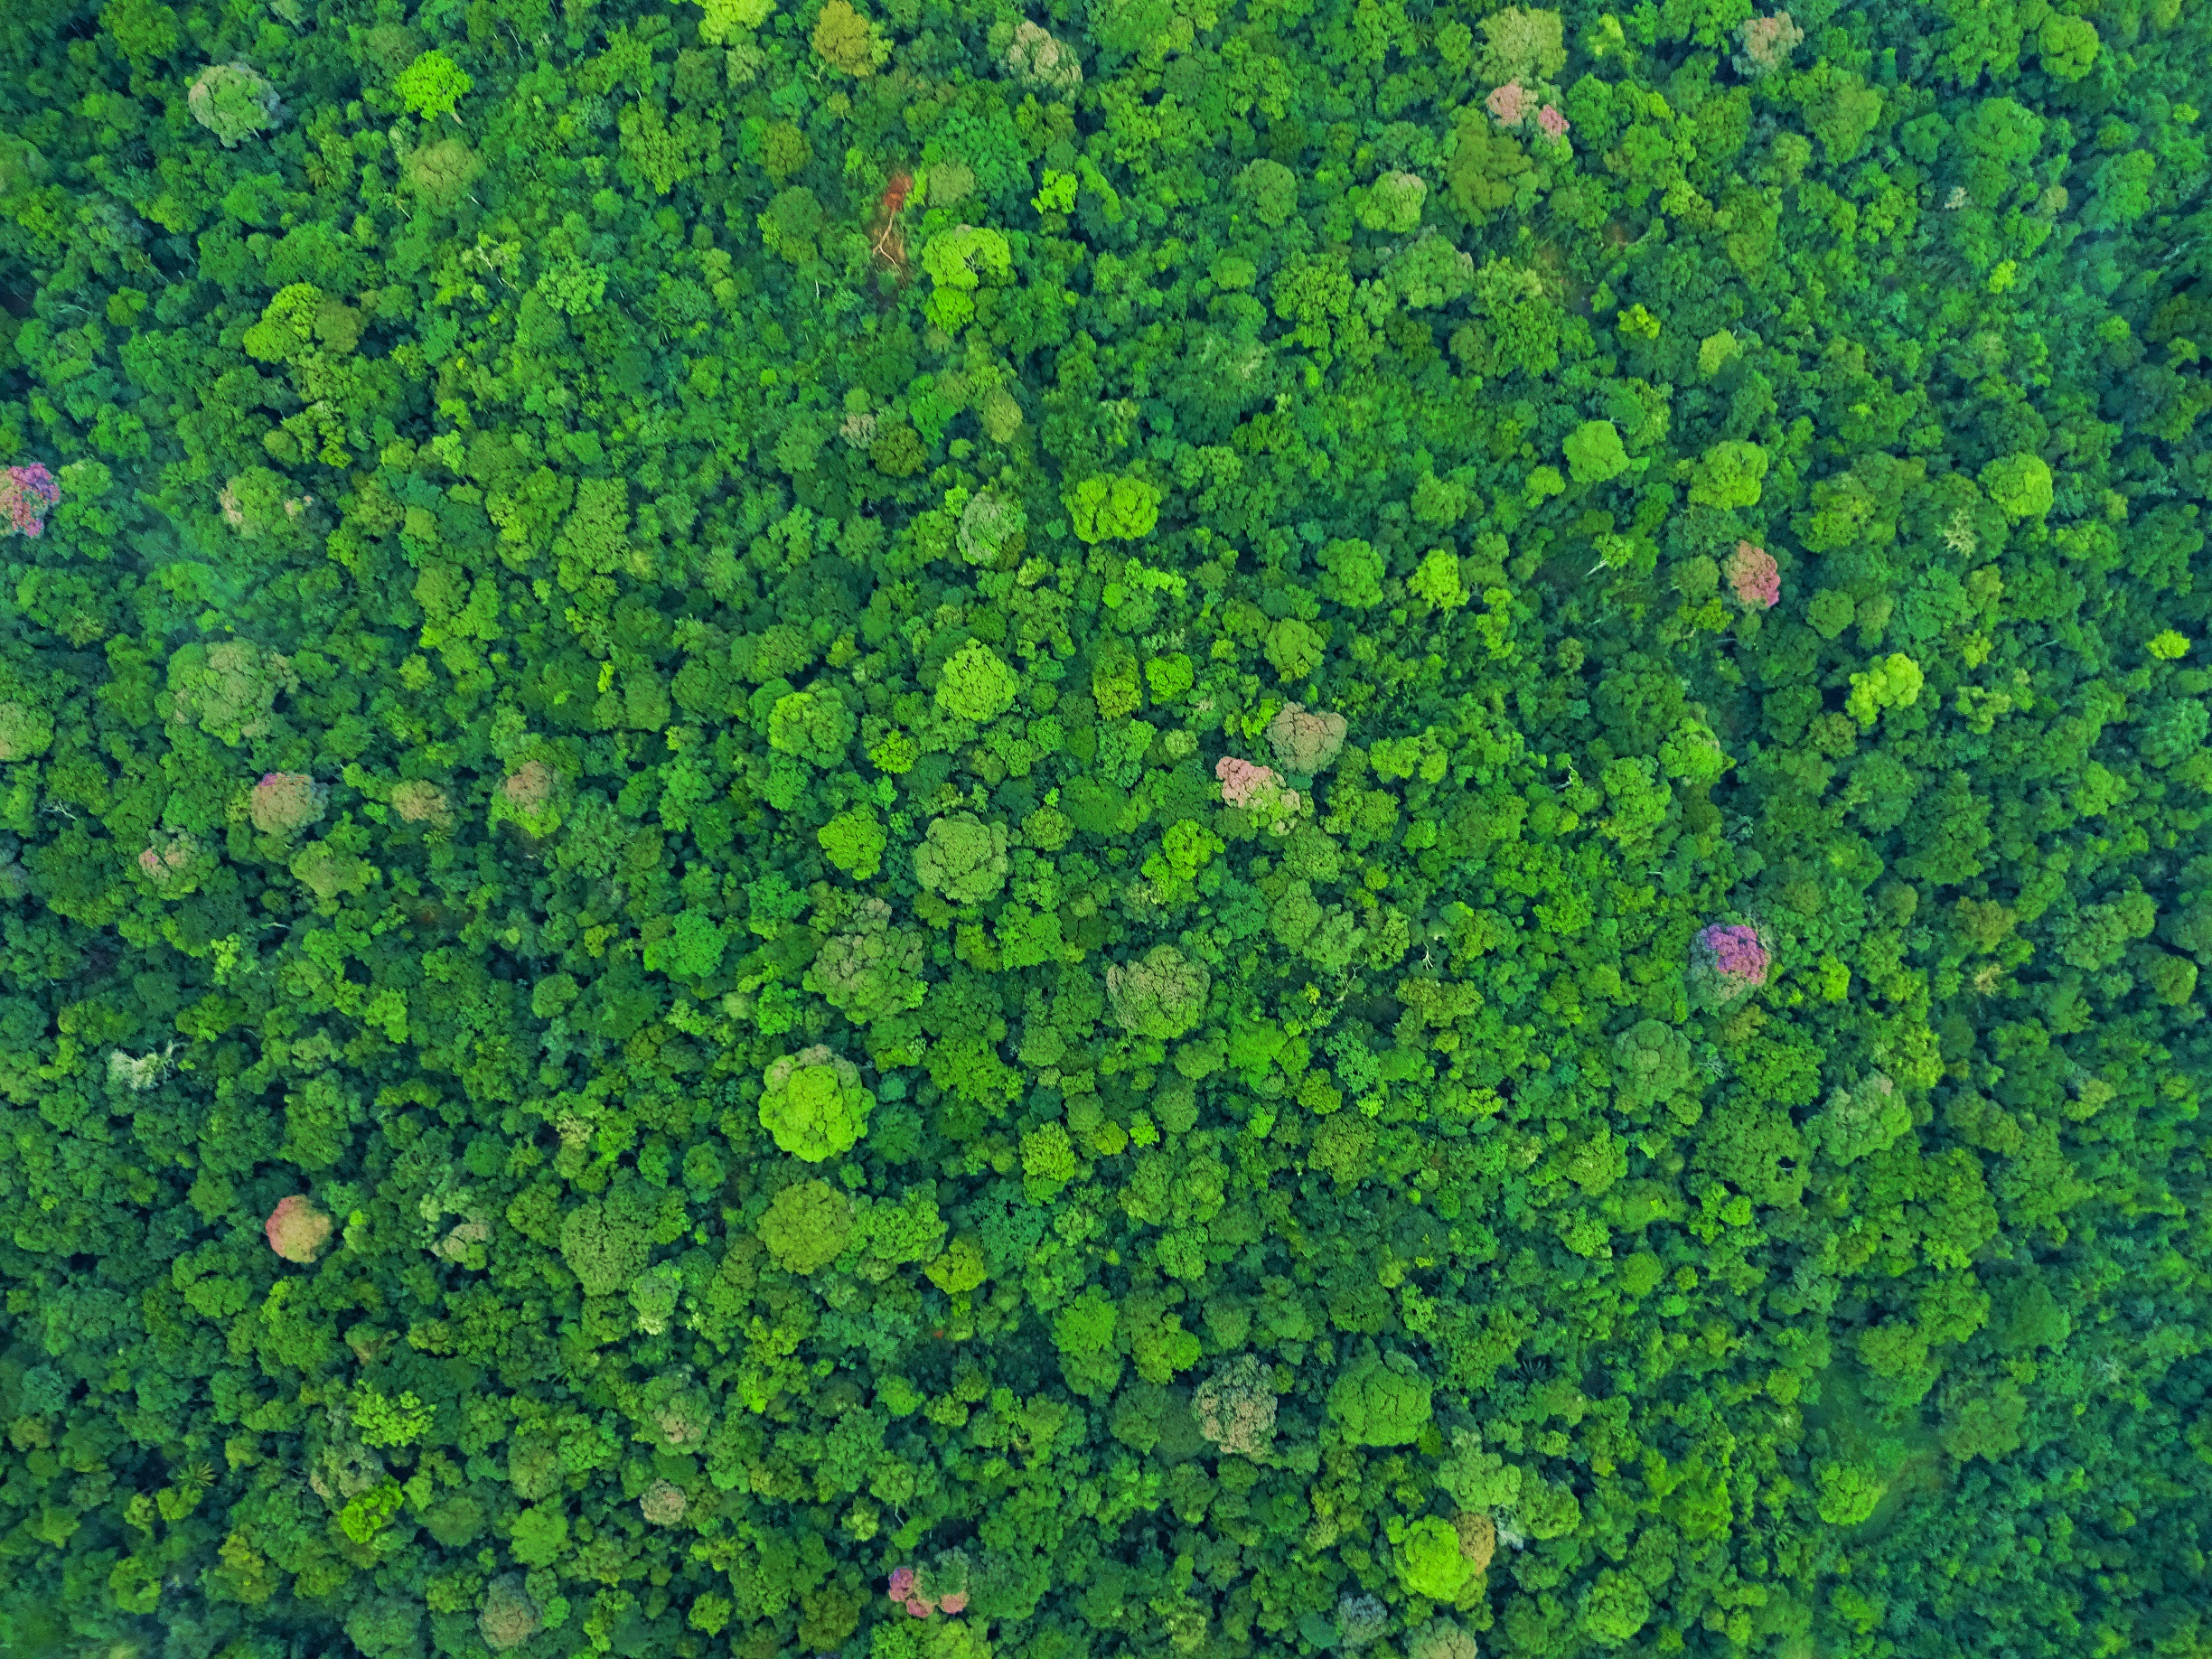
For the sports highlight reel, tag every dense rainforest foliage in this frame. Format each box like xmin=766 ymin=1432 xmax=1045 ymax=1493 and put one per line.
xmin=2 ymin=0 xmax=2211 ymax=1655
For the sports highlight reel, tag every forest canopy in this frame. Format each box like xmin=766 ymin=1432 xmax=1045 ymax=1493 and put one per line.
xmin=0 ymin=1 xmax=2209 ymax=1659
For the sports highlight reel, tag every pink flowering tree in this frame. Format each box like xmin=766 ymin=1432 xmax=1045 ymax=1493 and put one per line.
xmin=1738 ymin=11 xmax=1805 ymax=74
xmin=136 ymin=832 xmax=213 ymax=895
xmin=504 ymin=761 xmax=554 ymax=813
xmin=1264 ymin=703 xmax=1347 ymax=776
xmin=491 ymin=758 xmax=563 ymax=838
xmin=1695 ymin=923 xmax=1771 ymax=1005
xmin=0 ymin=464 xmax=60 ymax=538
xmin=1215 ymin=755 xmax=1301 ymax=827
xmin=887 ymin=1568 xmax=926 ymax=1617
xmin=266 ymin=1195 xmax=334 ymax=1263
xmin=1535 ymin=104 xmax=1570 ymax=139
xmin=1724 ymin=541 xmax=1781 ymax=611
xmin=1221 ymin=756 xmax=1300 ymax=836
xmin=249 ymin=772 xmax=326 ymax=836
xmin=390 ymin=779 xmax=454 ymax=830
xmin=888 ymin=1551 xmax=972 ymax=1618
xmin=1485 ymin=81 xmax=1529 ymax=127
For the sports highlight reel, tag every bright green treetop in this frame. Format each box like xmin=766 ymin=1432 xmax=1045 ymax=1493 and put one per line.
xmin=1066 ymin=473 xmax=1162 ymax=543
xmin=1565 ymin=419 xmax=1630 ymax=485
xmin=757 ymin=1178 xmax=855 ymax=1273
xmin=1398 ymin=1516 xmax=1475 ymax=1599
xmin=758 ymin=1047 xmax=876 ymax=1162
xmin=1326 ymin=1351 xmax=1433 ymax=1446
xmin=915 ymin=812 xmax=1011 ymax=904
xmin=935 ymin=640 xmax=1019 ymax=723
xmin=1980 ymin=452 xmax=2055 ymax=520
xmin=396 ymin=49 xmax=473 ymax=120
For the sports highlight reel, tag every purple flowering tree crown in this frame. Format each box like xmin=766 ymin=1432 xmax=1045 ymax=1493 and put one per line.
xmin=1 ymin=464 xmax=61 ymax=539
xmin=1699 ymin=923 xmax=1770 ymax=998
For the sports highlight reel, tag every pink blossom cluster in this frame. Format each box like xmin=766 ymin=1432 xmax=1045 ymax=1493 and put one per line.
xmin=1740 ymin=11 xmax=1806 ymax=71
xmin=0 ymin=464 xmax=60 ymax=538
xmin=1724 ymin=541 xmax=1781 ymax=611
xmin=265 ymin=1195 xmax=333 ymax=1264
xmin=137 ymin=833 xmax=201 ymax=885
xmin=1216 ymin=755 xmax=1300 ymax=819
xmin=1485 ymin=83 xmax=1569 ymax=138
xmin=249 ymin=771 xmax=325 ymax=835
xmin=886 ymin=1567 xmax=968 ymax=1620
xmin=503 ymin=760 xmax=555 ymax=812
xmin=1216 ymin=755 xmax=1280 ymax=807
xmin=1701 ymin=923 xmax=1770 ymax=990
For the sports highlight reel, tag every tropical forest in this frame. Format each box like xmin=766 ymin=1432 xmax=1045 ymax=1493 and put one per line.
xmin=0 ymin=0 xmax=2207 ymax=1656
